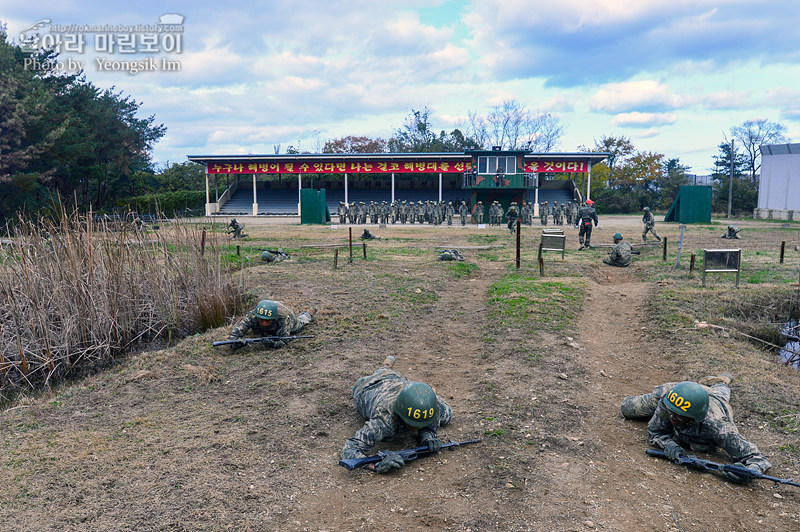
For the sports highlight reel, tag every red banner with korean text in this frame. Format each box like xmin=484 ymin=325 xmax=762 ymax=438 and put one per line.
xmin=207 ymin=160 xmax=469 ymax=174
xmin=524 ymin=161 xmax=589 ymax=173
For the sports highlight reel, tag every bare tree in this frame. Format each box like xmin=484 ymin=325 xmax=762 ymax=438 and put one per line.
xmin=730 ymin=119 xmax=789 ymax=181
xmin=462 ymin=99 xmax=565 ymax=152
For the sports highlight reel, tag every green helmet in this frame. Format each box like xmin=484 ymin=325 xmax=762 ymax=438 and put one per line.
xmin=643 ymin=207 xmax=650 ymax=211
xmin=261 ymin=251 xmax=275 ymax=263
xmin=393 ymin=382 xmax=439 ymax=428
xmin=254 ymin=300 xmax=278 ymax=319
xmin=663 ymin=381 xmax=709 ymax=422
xmin=613 ymin=232 xmax=623 ymax=240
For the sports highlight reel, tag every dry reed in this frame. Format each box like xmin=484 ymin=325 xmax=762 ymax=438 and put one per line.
xmin=0 ymin=207 xmax=246 ymax=401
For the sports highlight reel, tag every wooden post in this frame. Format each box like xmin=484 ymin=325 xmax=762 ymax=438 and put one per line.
xmin=334 ymin=248 xmax=338 ymax=269
xmin=689 ymin=254 xmax=696 ymax=272
xmin=516 ymin=219 xmax=521 ymax=269
xmin=236 ymin=245 xmax=240 ymax=256
xmin=201 ymin=228 xmax=206 ymax=256
xmin=349 ymin=227 xmax=353 ymax=264
xmin=662 ymin=237 xmax=667 ymax=261
xmin=780 ymin=241 xmax=786 ymax=264
xmin=362 ymin=242 xmax=367 ymax=259
xmin=538 ymin=242 xmax=544 ymax=276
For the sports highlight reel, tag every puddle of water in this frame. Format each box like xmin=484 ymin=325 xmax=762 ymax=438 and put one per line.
xmin=779 ymin=319 xmax=800 ymax=368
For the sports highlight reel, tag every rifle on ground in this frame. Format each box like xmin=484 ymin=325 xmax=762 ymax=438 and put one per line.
xmin=212 ymin=335 xmax=313 ymax=347
xmin=646 ymin=449 xmax=800 ymax=487
xmin=339 ymin=438 xmax=481 ymax=471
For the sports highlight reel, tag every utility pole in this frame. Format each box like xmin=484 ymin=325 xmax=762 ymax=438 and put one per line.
xmin=727 ymin=139 xmax=734 ymax=219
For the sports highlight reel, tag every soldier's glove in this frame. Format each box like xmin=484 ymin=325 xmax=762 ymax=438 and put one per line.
xmin=261 ymin=338 xmax=286 ymax=348
xmin=723 ymin=462 xmax=756 ymax=485
xmin=420 ymin=433 xmax=442 ymax=454
xmin=374 ymin=451 xmax=405 ymax=474
xmin=229 ymin=339 xmax=247 ymax=351
xmin=663 ymin=442 xmax=686 ymax=462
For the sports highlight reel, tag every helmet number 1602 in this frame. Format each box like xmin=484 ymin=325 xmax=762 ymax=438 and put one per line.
xmin=668 ymin=391 xmax=692 ymax=412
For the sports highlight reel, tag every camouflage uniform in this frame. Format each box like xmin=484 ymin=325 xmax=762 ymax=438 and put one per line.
xmin=227 ymin=219 xmax=244 ymax=239
xmin=458 ymin=202 xmax=468 ymax=225
xmin=506 ymin=204 xmax=519 ymax=233
xmin=341 ymin=367 xmax=453 ymax=460
xmin=476 ymin=202 xmax=485 ymax=224
xmin=642 ymin=210 xmax=661 ymax=241
xmin=576 ymin=204 xmax=598 ymax=248
xmin=603 ymin=240 xmax=633 ymax=267
xmin=227 ymin=301 xmax=313 ymax=346
xmin=540 ymin=203 xmax=548 ymax=225
xmin=620 ymin=381 xmax=771 ymax=474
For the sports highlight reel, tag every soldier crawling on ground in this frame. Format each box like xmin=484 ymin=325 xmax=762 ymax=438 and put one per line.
xmin=621 ymin=373 xmax=772 ymax=484
xmin=721 ymin=225 xmax=742 ymax=239
xmin=227 ymin=299 xmax=314 ymax=350
xmin=341 ymin=355 xmax=453 ymax=473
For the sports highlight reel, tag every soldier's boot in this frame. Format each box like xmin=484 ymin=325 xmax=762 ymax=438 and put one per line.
xmin=698 ymin=372 xmax=733 ymax=386
xmin=383 ymin=355 xmax=396 ymax=368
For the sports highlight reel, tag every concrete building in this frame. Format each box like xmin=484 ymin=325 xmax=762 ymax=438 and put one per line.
xmin=755 ymin=143 xmax=800 ymax=220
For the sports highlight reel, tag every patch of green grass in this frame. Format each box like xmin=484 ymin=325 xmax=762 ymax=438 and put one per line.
xmin=477 ymin=251 xmax=501 ymax=261
xmin=483 ymin=428 xmax=506 ymax=437
xmin=468 ymin=234 xmax=500 ymax=244
xmin=447 ymin=262 xmax=480 ymax=278
xmin=488 ymin=273 xmax=584 ymax=330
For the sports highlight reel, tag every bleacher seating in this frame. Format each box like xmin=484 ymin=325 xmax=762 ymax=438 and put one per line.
xmin=216 ymin=188 xmax=474 ymax=215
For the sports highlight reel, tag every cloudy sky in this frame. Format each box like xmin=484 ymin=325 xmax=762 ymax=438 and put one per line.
xmin=3 ymin=0 xmax=798 ymax=174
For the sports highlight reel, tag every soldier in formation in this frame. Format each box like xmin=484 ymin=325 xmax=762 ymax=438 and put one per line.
xmin=576 ymin=200 xmax=598 ymax=249
xmin=565 ymin=201 xmax=574 ymax=226
xmin=641 ymin=207 xmax=661 ymax=242
xmin=540 ymin=202 xmax=548 ymax=225
xmin=227 ymin=299 xmax=314 ymax=350
xmin=458 ymin=201 xmax=469 ymax=226
xmin=621 ymin=374 xmax=772 ymax=484
xmin=341 ymin=356 xmax=453 ymax=473
xmin=603 ymin=232 xmax=633 ymax=267
xmin=473 ymin=201 xmax=485 ymax=224
xmin=506 ymin=202 xmax=519 ymax=234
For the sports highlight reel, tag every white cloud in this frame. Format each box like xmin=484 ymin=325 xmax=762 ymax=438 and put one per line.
xmin=611 ymin=112 xmax=677 ymax=127
xmin=591 ymin=80 xmax=691 ymax=113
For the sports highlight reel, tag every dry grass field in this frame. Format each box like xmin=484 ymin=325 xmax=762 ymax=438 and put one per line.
xmin=1 ymin=215 xmax=798 ymax=531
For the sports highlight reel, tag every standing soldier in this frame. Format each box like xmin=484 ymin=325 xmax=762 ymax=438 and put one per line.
xmin=495 ymin=202 xmax=504 ymax=227
xmin=506 ymin=202 xmax=519 ymax=234
xmin=446 ymin=201 xmax=455 ymax=225
xmin=474 ymin=201 xmax=485 ymax=224
xmin=641 ymin=207 xmax=661 ymax=242
xmin=458 ymin=201 xmax=469 ymax=226
xmin=341 ymin=356 xmax=453 ymax=474
xmin=488 ymin=202 xmax=497 ymax=226
xmin=565 ymin=201 xmax=573 ymax=226
xmin=559 ymin=203 xmax=567 ymax=226
xmin=576 ymin=200 xmax=598 ymax=249
xmin=540 ymin=202 xmax=548 ymax=225
xmin=338 ymin=202 xmax=347 ymax=224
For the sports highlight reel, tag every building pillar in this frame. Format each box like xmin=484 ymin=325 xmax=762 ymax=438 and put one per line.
xmin=438 ymin=173 xmax=442 ymax=202
xmin=586 ymin=163 xmax=592 ymax=201
xmin=297 ymin=174 xmax=302 ymax=217
xmin=252 ymin=174 xmax=258 ymax=215
xmin=345 ymin=173 xmax=349 ymax=205
xmin=391 ymin=173 xmax=395 ymax=203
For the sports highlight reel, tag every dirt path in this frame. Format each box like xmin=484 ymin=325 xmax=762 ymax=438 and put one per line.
xmin=573 ymin=267 xmax=795 ymax=532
